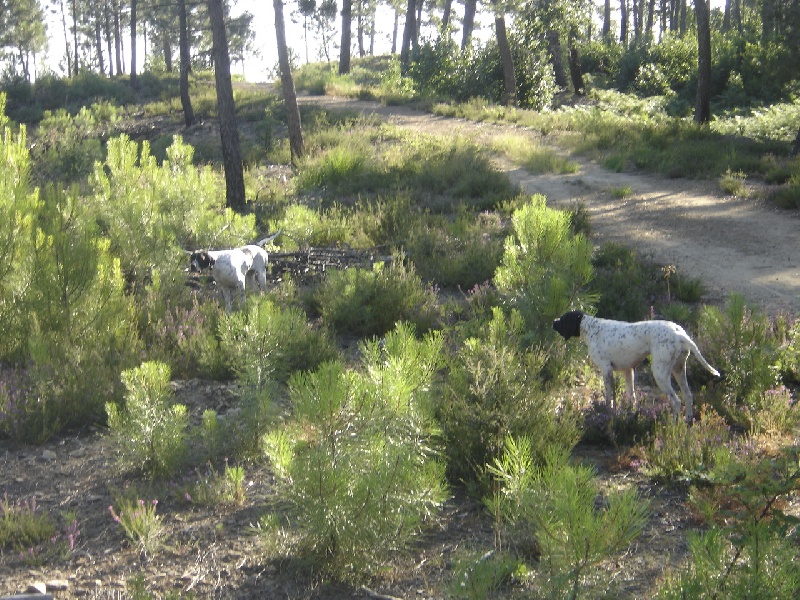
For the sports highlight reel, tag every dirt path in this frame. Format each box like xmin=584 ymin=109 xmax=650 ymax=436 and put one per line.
xmin=299 ymin=95 xmax=800 ymax=315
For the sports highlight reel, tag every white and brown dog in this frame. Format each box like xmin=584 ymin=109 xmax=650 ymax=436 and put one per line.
xmin=188 ymin=232 xmax=280 ymax=312
xmin=553 ymin=310 xmax=719 ymax=422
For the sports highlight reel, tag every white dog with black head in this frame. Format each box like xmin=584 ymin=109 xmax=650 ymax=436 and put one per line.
xmin=553 ymin=310 xmax=720 ymax=422
xmin=188 ymin=232 xmax=281 ymax=312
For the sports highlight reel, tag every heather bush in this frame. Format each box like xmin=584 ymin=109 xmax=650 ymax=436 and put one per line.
xmin=106 ymin=361 xmax=189 ymax=478
xmin=264 ymin=324 xmax=447 ymax=580
xmin=642 ymin=408 xmax=731 ymax=482
xmin=314 ymin=259 xmax=439 ymax=338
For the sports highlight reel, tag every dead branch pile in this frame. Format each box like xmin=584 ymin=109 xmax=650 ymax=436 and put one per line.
xmin=269 ymin=247 xmax=394 ymax=282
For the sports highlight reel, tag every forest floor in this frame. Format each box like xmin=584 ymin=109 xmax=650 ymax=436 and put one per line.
xmin=0 ymin=94 xmax=798 ymax=599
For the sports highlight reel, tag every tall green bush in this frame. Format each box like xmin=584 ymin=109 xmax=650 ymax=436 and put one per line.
xmin=439 ymin=307 xmax=582 ymax=491
xmin=264 ymin=324 xmax=447 ymax=580
xmin=106 ymin=361 xmax=189 ymax=478
xmin=494 ymin=196 xmax=594 ymax=342
xmin=219 ymin=296 xmax=337 ymax=386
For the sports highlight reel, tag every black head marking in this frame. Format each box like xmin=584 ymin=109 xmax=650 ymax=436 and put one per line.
xmin=189 ymin=251 xmax=215 ymax=272
xmin=552 ymin=310 xmax=584 ymax=340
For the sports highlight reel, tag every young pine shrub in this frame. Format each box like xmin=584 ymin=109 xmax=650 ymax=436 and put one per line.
xmin=106 ymin=361 xmax=189 ymax=479
xmin=696 ymin=294 xmax=781 ymax=429
xmin=439 ymin=307 xmax=583 ymax=493
xmin=23 ymin=185 xmax=140 ymax=441
xmin=657 ymin=448 xmax=800 ymax=599
xmin=219 ymin=296 xmax=337 ymax=386
xmin=486 ymin=439 xmax=650 ymax=600
xmin=315 ymin=259 xmax=439 ymax=338
xmin=263 ymin=324 xmax=447 ymax=581
xmin=494 ymin=196 xmax=594 ymax=343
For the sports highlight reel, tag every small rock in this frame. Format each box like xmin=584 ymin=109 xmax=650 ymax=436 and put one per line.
xmin=26 ymin=581 xmax=47 ymax=594
xmin=41 ymin=449 xmax=57 ymax=461
xmin=45 ymin=580 xmax=68 ymax=591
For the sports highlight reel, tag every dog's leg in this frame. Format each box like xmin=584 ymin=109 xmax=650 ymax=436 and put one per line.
xmin=221 ymin=288 xmax=233 ymax=313
xmin=602 ymin=368 xmax=616 ymax=409
xmin=622 ymin=368 xmax=637 ymax=409
xmin=652 ymin=363 xmax=682 ymax=421
xmin=673 ymin=357 xmax=694 ymax=423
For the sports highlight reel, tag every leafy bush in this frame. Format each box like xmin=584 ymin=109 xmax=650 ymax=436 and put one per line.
xmin=487 ymin=440 xmax=650 ymax=600
xmin=264 ymin=324 xmax=447 ymax=580
xmin=438 ymin=308 xmax=582 ymax=491
xmin=219 ymin=297 xmax=337 ymax=386
xmin=106 ymin=361 xmax=189 ymax=478
xmin=314 ymin=259 xmax=439 ymax=338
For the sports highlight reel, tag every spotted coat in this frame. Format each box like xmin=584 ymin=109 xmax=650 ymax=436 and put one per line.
xmin=552 ymin=310 xmax=720 ymax=422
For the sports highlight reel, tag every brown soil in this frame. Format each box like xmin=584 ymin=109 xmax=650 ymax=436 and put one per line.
xmin=1 ymin=96 xmax=798 ymax=599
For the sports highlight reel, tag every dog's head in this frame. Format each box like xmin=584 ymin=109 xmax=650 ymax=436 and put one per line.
xmin=553 ymin=310 xmax=584 ymax=340
xmin=189 ymin=250 xmax=215 ymax=273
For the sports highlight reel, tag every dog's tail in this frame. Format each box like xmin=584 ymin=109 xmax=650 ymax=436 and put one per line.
xmin=255 ymin=231 xmax=282 ymax=246
xmin=687 ymin=338 xmax=720 ymax=377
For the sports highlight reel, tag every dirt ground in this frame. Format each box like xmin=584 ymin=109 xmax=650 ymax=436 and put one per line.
xmin=1 ymin=96 xmax=798 ymax=599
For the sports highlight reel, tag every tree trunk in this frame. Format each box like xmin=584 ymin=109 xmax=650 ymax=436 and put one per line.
xmin=178 ymin=0 xmax=194 ymax=126
xmin=130 ymin=0 xmax=138 ymax=85
xmin=339 ymin=0 xmax=352 ymax=74
xmin=71 ymin=0 xmax=79 ymax=75
xmin=645 ymin=0 xmax=656 ymax=41
xmin=400 ymin=0 xmax=415 ymax=73
xmin=493 ymin=3 xmax=516 ymax=106
xmin=274 ymin=0 xmax=305 ymax=163
xmin=462 ymin=0 xmax=477 ymax=49
xmin=547 ymin=30 xmax=569 ymax=88
xmin=568 ymin=30 xmax=585 ymax=95
xmin=790 ymin=126 xmax=800 ymax=157
xmin=114 ymin=0 xmax=123 ymax=74
xmin=602 ymin=0 xmax=612 ymax=41
xmin=105 ymin=0 xmax=114 ymax=76
xmin=94 ymin=3 xmax=105 ymax=75
xmin=442 ymin=0 xmax=453 ymax=32
xmin=694 ymin=0 xmax=712 ymax=124
xmin=209 ymin=0 xmax=246 ymax=211
xmin=619 ymin=0 xmax=628 ymax=45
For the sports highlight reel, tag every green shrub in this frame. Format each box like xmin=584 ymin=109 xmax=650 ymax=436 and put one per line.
xmin=439 ymin=308 xmax=582 ymax=491
xmin=590 ymin=243 xmax=656 ymax=321
xmin=697 ymin=295 xmax=780 ymax=428
xmin=494 ymin=196 xmax=594 ymax=342
xmin=106 ymin=361 xmax=189 ymax=478
xmin=314 ymin=259 xmax=439 ymax=338
xmin=487 ymin=440 xmax=650 ymax=600
xmin=657 ymin=448 xmax=800 ymax=599
xmin=406 ymin=210 xmax=505 ymax=289
xmin=264 ymin=324 xmax=447 ymax=580
xmin=642 ymin=408 xmax=731 ymax=482
xmin=219 ymin=297 xmax=337 ymax=386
